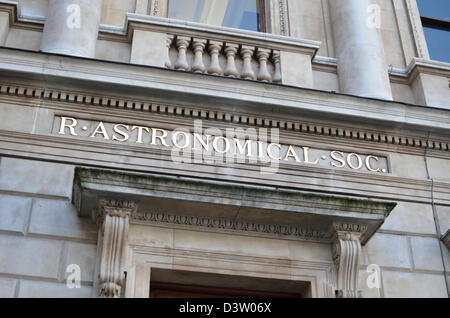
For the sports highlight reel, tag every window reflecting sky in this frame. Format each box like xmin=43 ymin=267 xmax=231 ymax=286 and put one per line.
xmin=416 ymin=0 xmax=450 ymax=21
xmin=423 ymin=26 xmax=450 ymax=63
xmin=168 ymin=0 xmax=260 ymax=32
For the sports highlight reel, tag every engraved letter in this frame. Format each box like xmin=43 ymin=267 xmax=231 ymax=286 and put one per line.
xmin=213 ymin=136 xmax=230 ymax=154
xmin=59 ymin=117 xmax=78 ymax=136
xmin=303 ymin=147 xmax=318 ymax=165
xmin=365 ymin=155 xmax=381 ymax=172
xmin=347 ymin=153 xmax=363 ymax=170
xmin=132 ymin=126 xmax=150 ymax=144
xmin=151 ymin=128 xmax=170 ymax=147
xmin=192 ymin=133 xmax=210 ymax=151
xmin=233 ymin=138 xmax=253 ymax=157
xmin=90 ymin=122 xmax=110 ymax=140
xmin=284 ymin=145 xmax=301 ymax=162
xmin=331 ymin=151 xmax=345 ymax=168
xmin=267 ymin=143 xmax=282 ymax=160
xmin=112 ymin=124 xmax=129 ymax=142
xmin=172 ymin=131 xmax=190 ymax=149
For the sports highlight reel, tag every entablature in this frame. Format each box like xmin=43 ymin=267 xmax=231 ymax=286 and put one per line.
xmin=74 ymin=167 xmax=396 ymax=245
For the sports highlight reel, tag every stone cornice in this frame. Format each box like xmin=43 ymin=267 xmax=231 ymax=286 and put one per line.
xmin=74 ymin=167 xmax=396 ymax=245
xmin=312 ymin=56 xmax=450 ymax=85
xmin=0 ymin=78 xmax=449 ymax=154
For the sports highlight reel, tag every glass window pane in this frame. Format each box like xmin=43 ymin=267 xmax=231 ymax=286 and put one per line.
xmin=168 ymin=0 xmax=262 ymax=32
xmin=416 ymin=0 xmax=450 ymax=22
xmin=423 ymin=26 xmax=450 ymax=63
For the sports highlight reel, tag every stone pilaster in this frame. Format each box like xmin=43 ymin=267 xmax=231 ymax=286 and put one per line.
xmin=40 ymin=0 xmax=102 ymax=58
xmin=331 ymin=222 xmax=368 ymax=298
xmin=329 ymin=0 xmax=393 ymax=100
xmin=96 ymin=199 xmax=137 ymax=298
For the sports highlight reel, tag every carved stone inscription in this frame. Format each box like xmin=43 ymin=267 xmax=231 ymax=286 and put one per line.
xmin=54 ymin=116 xmax=390 ymax=173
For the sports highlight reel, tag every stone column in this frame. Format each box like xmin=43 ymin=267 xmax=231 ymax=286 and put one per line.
xmin=331 ymin=222 xmax=368 ymax=298
xmin=40 ymin=0 xmax=102 ymax=58
xmin=329 ymin=0 xmax=393 ymax=100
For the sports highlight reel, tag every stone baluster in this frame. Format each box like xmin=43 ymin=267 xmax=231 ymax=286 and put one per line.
xmin=40 ymin=0 xmax=102 ymax=58
xmin=224 ymin=43 xmax=239 ymax=77
xmin=207 ymin=41 xmax=223 ymax=75
xmin=256 ymin=48 xmax=272 ymax=82
xmin=332 ymin=222 xmax=367 ymax=298
xmin=164 ymin=35 xmax=174 ymax=68
xmin=97 ymin=199 xmax=138 ymax=298
xmin=240 ymin=45 xmax=255 ymax=80
xmin=174 ymin=36 xmax=191 ymax=71
xmin=272 ymin=51 xmax=282 ymax=83
xmin=192 ymin=38 xmax=207 ymax=73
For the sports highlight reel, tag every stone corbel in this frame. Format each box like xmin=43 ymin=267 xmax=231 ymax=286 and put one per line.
xmin=96 ymin=199 xmax=138 ymax=298
xmin=331 ymin=222 xmax=368 ymax=298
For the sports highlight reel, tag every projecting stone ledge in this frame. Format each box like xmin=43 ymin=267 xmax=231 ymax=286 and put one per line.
xmin=73 ymin=167 xmax=396 ymax=244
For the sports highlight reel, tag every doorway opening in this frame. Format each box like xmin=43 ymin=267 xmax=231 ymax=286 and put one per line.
xmin=149 ymin=268 xmax=311 ymax=298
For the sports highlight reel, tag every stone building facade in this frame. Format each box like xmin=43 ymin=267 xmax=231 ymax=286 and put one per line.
xmin=0 ymin=0 xmax=449 ymax=298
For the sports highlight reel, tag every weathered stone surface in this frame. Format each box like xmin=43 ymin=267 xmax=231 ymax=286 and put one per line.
xmin=0 ymin=194 xmax=32 ymax=234
xmin=436 ymin=206 xmax=450 ymax=236
xmin=173 ymin=229 xmax=290 ymax=259
xmin=130 ymin=30 xmax=167 ymax=67
xmin=29 ymin=198 xmax=97 ymax=242
xmin=0 ymin=158 xmax=74 ymax=199
xmin=5 ymin=29 xmax=42 ymax=51
xmin=280 ymin=51 xmax=314 ymax=88
xmin=358 ymin=268 xmax=382 ymax=298
xmin=427 ymin=157 xmax=450 ymax=182
xmin=382 ymin=271 xmax=448 ymax=298
xmin=95 ymin=40 xmax=131 ymax=63
xmin=129 ymin=224 xmax=174 ymax=248
xmin=0 ymin=278 xmax=17 ymax=298
xmin=410 ymin=237 xmax=445 ymax=272
xmin=365 ymin=233 xmax=411 ymax=269
xmin=380 ymin=202 xmax=436 ymax=235
xmin=18 ymin=280 xmax=92 ymax=298
xmin=0 ymin=234 xmax=62 ymax=279
xmin=62 ymin=242 xmax=97 ymax=283
xmin=0 ymin=11 xmax=9 ymax=45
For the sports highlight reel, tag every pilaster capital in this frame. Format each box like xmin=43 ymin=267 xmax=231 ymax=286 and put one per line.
xmin=98 ymin=198 xmax=138 ymax=220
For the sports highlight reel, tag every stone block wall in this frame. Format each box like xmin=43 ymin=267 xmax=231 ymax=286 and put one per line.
xmin=0 ymin=157 xmax=97 ymax=298
xmin=358 ymin=201 xmax=449 ymax=298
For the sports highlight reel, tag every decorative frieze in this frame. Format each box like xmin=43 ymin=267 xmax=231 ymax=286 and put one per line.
xmin=132 ymin=210 xmax=326 ymax=241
